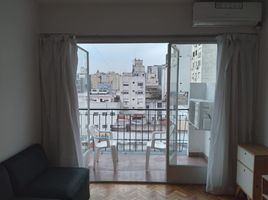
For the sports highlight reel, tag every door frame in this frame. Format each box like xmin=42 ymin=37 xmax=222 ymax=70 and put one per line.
xmin=76 ymin=36 xmax=217 ymax=183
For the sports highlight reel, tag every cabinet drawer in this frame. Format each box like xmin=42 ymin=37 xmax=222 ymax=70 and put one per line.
xmin=237 ymin=146 xmax=255 ymax=171
xmin=237 ymin=161 xmax=253 ymax=198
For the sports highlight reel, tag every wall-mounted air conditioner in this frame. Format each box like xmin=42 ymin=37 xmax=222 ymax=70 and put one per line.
xmin=193 ymin=2 xmax=262 ymax=27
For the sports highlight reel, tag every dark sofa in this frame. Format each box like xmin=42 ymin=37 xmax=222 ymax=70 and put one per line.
xmin=1 ymin=144 xmax=89 ymax=200
xmin=0 ymin=163 xmax=59 ymax=200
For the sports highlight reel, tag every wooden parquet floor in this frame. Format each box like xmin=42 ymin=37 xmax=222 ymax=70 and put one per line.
xmin=89 ymin=152 xmax=207 ymax=182
xmin=90 ymin=184 xmax=235 ymax=200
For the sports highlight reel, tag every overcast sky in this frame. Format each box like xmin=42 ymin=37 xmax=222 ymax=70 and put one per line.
xmin=78 ymin=43 xmax=168 ymax=74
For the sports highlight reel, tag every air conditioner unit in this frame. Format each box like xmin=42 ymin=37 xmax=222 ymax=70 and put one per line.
xmin=193 ymin=2 xmax=262 ymax=27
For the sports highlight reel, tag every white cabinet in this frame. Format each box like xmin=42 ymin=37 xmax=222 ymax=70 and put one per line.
xmin=237 ymin=144 xmax=268 ymax=200
xmin=237 ymin=145 xmax=255 ymax=171
xmin=237 ymin=161 xmax=254 ymax=198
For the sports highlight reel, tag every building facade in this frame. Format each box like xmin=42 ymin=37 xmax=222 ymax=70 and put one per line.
xmin=120 ymin=59 xmax=146 ymax=109
xmin=146 ymin=66 xmax=162 ymax=100
xmin=191 ymin=44 xmax=217 ymax=83
xmin=90 ymin=71 xmax=121 ymax=92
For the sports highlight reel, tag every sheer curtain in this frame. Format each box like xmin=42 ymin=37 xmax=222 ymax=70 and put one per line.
xmin=206 ymin=34 xmax=258 ymax=194
xmin=39 ymin=35 xmax=83 ymax=167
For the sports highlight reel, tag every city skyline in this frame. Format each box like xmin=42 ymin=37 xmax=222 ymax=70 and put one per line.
xmin=78 ymin=43 xmax=168 ymax=74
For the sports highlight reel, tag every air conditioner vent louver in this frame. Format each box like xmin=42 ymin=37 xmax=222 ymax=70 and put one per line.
xmin=193 ymin=2 xmax=262 ymax=27
xmin=215 ymin=2 xmax=243 ymax=9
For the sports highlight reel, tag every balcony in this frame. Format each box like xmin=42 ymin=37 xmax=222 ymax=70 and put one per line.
xmin=79 ymin=108 xmax=207 ymax=182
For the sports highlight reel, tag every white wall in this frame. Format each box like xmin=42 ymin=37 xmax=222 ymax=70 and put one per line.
xmin=188 ymin=125 xmax=210 ymax=158
xmin=39 ymin=2 xmax=256 ymax=36
xmin=0 ymin=0 xmax=41 ymax=161
xmin=255 ymin=2 xmax=268 ymax=146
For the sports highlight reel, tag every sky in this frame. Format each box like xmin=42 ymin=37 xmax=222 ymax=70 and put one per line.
xmin=77 ymin=43 xmax=196 ymax=93
xmin=77 ymin=43 xmax=168 ymax=74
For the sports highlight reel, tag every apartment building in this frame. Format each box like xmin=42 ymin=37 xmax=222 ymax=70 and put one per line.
xmin=146 ymin=65 xmax=162 ymax=100
xmin=90 ymin=71 xmax=121 ymax=91
xmin=120 ymin=59 xmax=146 ymax=109
xmin=191 ymin=44 xmax=217 ymax=83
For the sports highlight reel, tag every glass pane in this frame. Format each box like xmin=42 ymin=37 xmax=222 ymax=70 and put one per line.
xmin=167 ymin=43 xmax=217 ymax=168
xmin=77 ymin=47 xmax=89 ymax=153
xmin=168 ymin=44 xmax=180 ymax=165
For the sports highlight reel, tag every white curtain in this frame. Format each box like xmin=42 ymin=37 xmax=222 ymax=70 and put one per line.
xmin=206 ymin=34 xmax=258 ymax=194
xmin=39 ymin=35 xmax=83 ymax=167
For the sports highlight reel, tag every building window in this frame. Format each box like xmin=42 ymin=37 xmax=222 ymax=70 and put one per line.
xmin=138 ymin=82 xmax=143 ymax=86
xmin=157 ymin=103 xmax=162 ymax=108
xmin=123 ymin=83 xmax=129 ymax=86
xmin=102 ymin=112 xmax=107 ymax=116
xmin=93 ymin=112 xmax=98 ymax=116
xmin=102 ymin=125 xmax=107 ymax=129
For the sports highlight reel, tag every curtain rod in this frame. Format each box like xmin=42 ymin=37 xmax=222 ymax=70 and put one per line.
xmin=39 ymin=32 xmax=259 ymax=43
xmin=40 ymin=33 xmax=76 ymax=39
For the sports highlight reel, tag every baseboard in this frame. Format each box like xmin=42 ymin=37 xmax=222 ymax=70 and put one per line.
xmin=189 ymin=152 xmax=208 ymax=162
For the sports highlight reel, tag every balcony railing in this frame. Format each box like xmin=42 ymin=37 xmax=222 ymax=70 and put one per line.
xmin=79 ymin=108 xmax=188 ymax=153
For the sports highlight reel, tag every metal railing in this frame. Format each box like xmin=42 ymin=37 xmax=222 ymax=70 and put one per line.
xmin=79 ymin=108 xmax=188 ymax=153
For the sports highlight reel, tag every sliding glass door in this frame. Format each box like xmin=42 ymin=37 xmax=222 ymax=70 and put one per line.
xmin=77 ymin=46 xmax=90 ymax=166
xmin=166 ymin=43 xmax=214 ymax=183
xmin=167 ymin=44 xmax=180 ymax=166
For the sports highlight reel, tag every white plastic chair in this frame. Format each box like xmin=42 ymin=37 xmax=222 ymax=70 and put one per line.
xmin=89 ymin=126 xmax=118 ymax=171
xmin=145 ymin=130 xmax=166 ymax=172
xmin=145 ymin=125 xmax=176 ymax=171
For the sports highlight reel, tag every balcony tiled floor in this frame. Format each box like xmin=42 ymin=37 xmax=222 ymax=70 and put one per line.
xmin=88 ymin=151 xmax=207 ymax=182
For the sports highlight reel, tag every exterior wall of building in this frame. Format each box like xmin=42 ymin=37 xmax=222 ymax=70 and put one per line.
xmin=161 ymin=65 xmax=168 ymax=101
xmin=201 ymin=44 xmax=217 ymax=83
xmin=121 ymin=73 xmax=146 ymax=109
xmin=76 ymin=73 xmax=87 ymax=93
xmin=90 ymin=71 xmax=121 ymax=91
xmin=191 ymin=44 xmax=217 ymax=83
xmin=132 ymin=58 xmax=145 ymax=76
xmin=120 ymin=59 xmax=146 ymax=109
xmin=90 ymin=94 xmax=114 ymax=103
xmin=191 ymin=44 xmax=202 ymax=83
xmin=90 ymin=72 xmax=101 ymax=90
xmin=146 ymin=72 xmax=161 ymax=99
xmin=147 ymin=65 xmax=163 ymax=85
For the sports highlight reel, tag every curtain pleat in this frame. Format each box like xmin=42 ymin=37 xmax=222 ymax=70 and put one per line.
xmin=39 ymin=35 xmax=83 ymax=167
xmin=206 ymin=34 xmax=258 ymax=194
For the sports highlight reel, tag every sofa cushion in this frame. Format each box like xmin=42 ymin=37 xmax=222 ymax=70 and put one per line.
xmin=25 ymin=167 xmax=89 ymax=200
xmin=3 ymin=144 xmax=49 ymax=195
xmin=0 ymin=164 xmax=14 ymax=200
